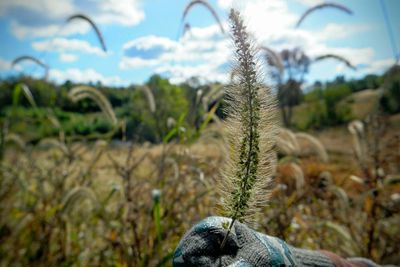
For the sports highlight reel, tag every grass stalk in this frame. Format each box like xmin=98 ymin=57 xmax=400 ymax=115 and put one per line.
xmin=219 ymin=8 xmax=277 ymax=249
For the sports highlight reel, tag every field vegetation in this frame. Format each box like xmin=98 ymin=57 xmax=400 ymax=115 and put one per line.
xmin=1 ymin=1 xmax=400 ymax=266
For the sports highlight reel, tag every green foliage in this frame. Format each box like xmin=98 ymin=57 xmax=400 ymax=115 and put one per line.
xmin=0 ymin=119 xmax=5 ymax=160
xmin=348 ymin=74 xmax=383 ymax=92
xmin=140 ymin=75 xmax=189 ymax=142
xmin=279 ymin=80 xmax=303 ymax=107
xmin=324 ymin=84 xmax=352 ymax=124
xmin=0 ymin=75 xmax=194 ymax=143
xmin=300 ymin=84 xmax=352 ymax=129
xmin=328 ymin=74 xmax=383 ymax=92
xmin=380 ymin=65 xmax=400 ymax=114
xmin=69 ymin=85 xmax=118 ymax=129
xmin=0 ymin=70 xmax=387 ymax=139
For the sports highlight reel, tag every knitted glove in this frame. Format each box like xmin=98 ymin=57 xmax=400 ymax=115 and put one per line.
xmin=173 ymin=216 xmax=397 ymax=267
xmin=173 ymin=216 xmax=334 ymax=267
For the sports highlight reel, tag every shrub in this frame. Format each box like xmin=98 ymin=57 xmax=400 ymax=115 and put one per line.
xmin=303 ymin=84 xmax=352 ymax=129
xmin=380 ymin=65 xmax=400 ymax=114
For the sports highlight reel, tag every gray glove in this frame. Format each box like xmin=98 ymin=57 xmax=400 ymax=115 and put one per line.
xmin=173 ymin=216 xmax=334 ymax=267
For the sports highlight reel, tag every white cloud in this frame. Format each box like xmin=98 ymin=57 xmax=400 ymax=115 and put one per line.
xmin=123 ymin=35 xmax=177 ymax=51
xmin=219 ymin=0 xmax=366 ymax=53
xmin=32 ymin=38 xmax=107 ymax=56
xmin=59 ymin=53 xmax=78 ymax=63
xmin=294 ymin=0 xmax=323 ymax=6
xmin=0 ymin=58 xmax=11 ymax=71
xmin=356 ymin=58 xmax=395 ymax=75
xmin=217 ymin=0 xmax=233 ymax=9
xmin=49 ymin=68 xmax=127 ymax=85
xmin=318 ymin=23 xmax=370 ymax=41
xmin=120 ymin=24 xmax=231 ymax=83
xmin=215 ymin=0 xmax=367 ymax=51
xmin=155 ymin=63 xmax=229 ymax=84
xmin=120 ymin=57 xmax=160 ymax=69
xmin=330 ymin=47 xmax=375 ymax=67
xmin=0 ymin=58 xmax=26 ymax=72
xmin=215 ymin=0 xmax=378 ymax=80
xmin=93 ymin=0 xmax=145 ymax=26
xmin=310 ymin=47 xmax=374 ymax=74
xmin=118 ymin=0 xmax=376 ymax=83
xmin=218 ymin=0 xmax=297 ymax=41
xmin=1 ymin=60 xmax=118 ymax=83
xmin=0 ymin=0 xmax=76 ymax=19
xmin=11 ymin=21 xmax=90 ymax=40
xmin=1 ymin=0 xmax=145 ymax=39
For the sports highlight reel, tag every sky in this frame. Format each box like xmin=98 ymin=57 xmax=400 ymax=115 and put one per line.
xmin=0 ymin=0 xmax=399 ymax=87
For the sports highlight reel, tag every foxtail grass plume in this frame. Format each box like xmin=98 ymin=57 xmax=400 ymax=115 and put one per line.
xmin=14 ymin=83 xmax=38 ymax=109
xmin=139 ymin=86 xmax=156 ymax=113
xmin=12 ymin=56 xmax=49 ymax=80
xmin=260 ymin=46 xmax=284 ymax=75
xmin=14 ymin=84 xmax=65 ymax=140
xmin=349 ymin=175 xmax=364 ymax=184
xmin=66 ymin=14 xmax=107 ymax=52
xmin=348 ymin=120 xmax=366 ymax=164
xmin=288 ymin=162 xmax=305 ymax=191
xmin=38 ymin=138 xmax=69 ymax=155
xmin=4 ymin=133 xmax=25 ymax=150
xmin=295 ymin=132 xmax=328 ymax=162
xmin=314 ymin=54 xmax=356 ymax=70
xmin=62 ymin=186 xmax=99 ymax=216
xmin=276 ymin=128 xmax=300 ymax=156
xmin=201 ymin=84 xmax=225 ymax=110
xmin=182 ymin=0 xmax=225 ymax=34
xmin=296 ymin=2 xmax=353 ymax=27
xmin=328 ymin=184 xmax=349 ymax=209
xmin=318 ymin=221 xmax=359 ymax=255
xmin=45 ymin=108 xmax=65 ymax=141
xmin=69 ymin=85 xmax=118 ymax=127
xmin=219 ymin=8 xmax=277 ymax=248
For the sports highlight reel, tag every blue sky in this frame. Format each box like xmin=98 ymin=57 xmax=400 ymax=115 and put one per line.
xmin=0 ymin=0 xmax=399 ymax=86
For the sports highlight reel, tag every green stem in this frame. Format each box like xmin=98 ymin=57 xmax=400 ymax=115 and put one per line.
xmin=220 ymin=218 xmax=236 ymax=250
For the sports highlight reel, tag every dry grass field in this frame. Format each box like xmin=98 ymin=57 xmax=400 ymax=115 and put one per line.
xmin=1 ymin=119 xmax=399 ymax=266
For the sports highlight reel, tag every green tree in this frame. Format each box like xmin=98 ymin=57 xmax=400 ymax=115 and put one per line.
xmin=380 ymin=65 xmax=400 ymax=114
xmin=304 ymin=84 xmax=352 ymax=128
xmin=126 ymin=75 xmax=189 ymax=142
